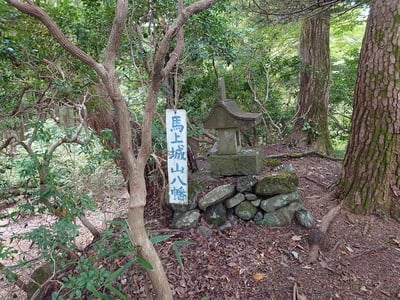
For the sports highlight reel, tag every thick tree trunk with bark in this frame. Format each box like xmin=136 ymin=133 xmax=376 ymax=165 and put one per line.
xmin=337 ymin=0 xmax=400 ymax=220
xmin=289 ymin=13 xmax=333 ymax=155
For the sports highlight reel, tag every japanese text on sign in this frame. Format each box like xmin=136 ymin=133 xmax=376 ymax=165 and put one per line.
xmin=166 ymin=109 xmax=188 ymax=204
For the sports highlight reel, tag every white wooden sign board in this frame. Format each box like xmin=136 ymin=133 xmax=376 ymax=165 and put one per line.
xmin=166 ymin=109 xmax=188 ymax=204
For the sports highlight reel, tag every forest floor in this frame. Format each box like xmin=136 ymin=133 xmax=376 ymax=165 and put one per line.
xmin=1 ymin=143 xmax=400 ymax=299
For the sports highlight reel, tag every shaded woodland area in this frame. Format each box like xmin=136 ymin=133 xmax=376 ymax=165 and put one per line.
xmin=1 ymin=0 xmax=400 ymax=299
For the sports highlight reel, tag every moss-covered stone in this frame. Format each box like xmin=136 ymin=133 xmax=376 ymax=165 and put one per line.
xmin=234 ymin=201 xmax=258 ymax=220
xmin=26 ymin=262 xmax=53 ymax=300
xmin=263 ymin=158 xmax=282 ymax=168
xmin=255 ymin=171 xmax=299 ymax=196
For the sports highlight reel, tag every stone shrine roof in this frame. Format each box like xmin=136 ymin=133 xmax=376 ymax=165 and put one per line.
xmin=204 ymin=100 xmax=262 ymax=129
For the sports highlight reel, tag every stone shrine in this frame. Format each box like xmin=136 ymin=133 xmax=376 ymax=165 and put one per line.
xmin=204 ymin=78 xmax=262 ymax=176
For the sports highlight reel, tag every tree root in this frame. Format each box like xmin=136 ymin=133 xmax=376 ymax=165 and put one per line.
xmin=307 ymin=202 xmax=342 ymax=264
xmin=267 ymin=150 xmax=343 ymax=161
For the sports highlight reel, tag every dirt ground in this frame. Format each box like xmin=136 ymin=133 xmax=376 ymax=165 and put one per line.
xmin=1 ymin=143 xmax=400 ymax=299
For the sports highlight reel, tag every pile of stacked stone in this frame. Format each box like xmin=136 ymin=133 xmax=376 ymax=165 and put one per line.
xmin=169 ymin=167 xmax=314 ymax=230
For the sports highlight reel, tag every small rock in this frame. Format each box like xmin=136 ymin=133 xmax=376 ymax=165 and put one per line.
xmin=254 ymin=211 xmax=264 ymax=223
xmin=260 ymin=189 xmax=301 ymax=212
xmin=244 ymin=192 xmax=258 ymax=201
xmin=198 ymin=184 xmax=236 ymax=210
xmin=218 ymin=221 xmax=233 ymax=232
xmin=295 ymin=206 xmax=314 ymax=228
xmin=236 ymin=175 xmax=258 ymax=192
xmin=225 ymin=193 xmax=245 ymax=208
xmin=172 ymin=210 xmax=201 ymax=229
xmin=291 ymin=250 xmax=299 ymax=260
xmin=204 ymin=203 xmax=227 ymax=226
xmin=198 ymin=225 xmax=213 ymax=238
xmin=274 ymin=164 xmax=294 ymax=172
xmin=258 ymin=202 xmax=302 ymax=226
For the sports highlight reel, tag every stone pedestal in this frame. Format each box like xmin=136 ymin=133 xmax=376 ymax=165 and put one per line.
xmin=209 ymin=148 xmax=262 ymax=176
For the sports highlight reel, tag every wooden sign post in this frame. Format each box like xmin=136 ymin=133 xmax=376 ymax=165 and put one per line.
xmin=166 ymin=109 xmax=188 ymax=204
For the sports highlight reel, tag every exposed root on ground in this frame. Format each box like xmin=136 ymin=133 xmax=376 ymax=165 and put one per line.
xmin=308 ymin=202 xmax=342 ymax=264
xmin=267 ymin=150 xmax=343 ymax=161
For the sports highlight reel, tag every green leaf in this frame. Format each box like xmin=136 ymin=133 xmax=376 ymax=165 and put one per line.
xmin=150 ymin=234 xmax=172 ymax=244
xmin=172 ymin=240 xmax=193 ymax=268
xmin=106 ymin=259 xmax=136 ymax=283
xmin=172 ymin=244 xmax=183 ymax=268
xmin=137 ymin=256 xmax=153 ymax=270
xmin=106 ymin=284 xmax=127 ymax=300
xmin=86 ymin=284 xmax=111 ymax=300
xmin=51 ymin=291 xmax=62 ymax=300
xmin=75 ymin=289 xmax=82 ymax=297
xmin=172 ymin=240 xmax=193 ymax=246
xmin=5 ymin=272 xmax=19 ymax=282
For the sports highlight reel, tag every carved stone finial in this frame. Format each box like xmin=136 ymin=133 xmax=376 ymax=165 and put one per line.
xmin=218 ymin=77 xmax=226 ymax=102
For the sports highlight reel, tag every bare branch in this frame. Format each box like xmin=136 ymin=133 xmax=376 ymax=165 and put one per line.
xmin=17 ymin=139 xmax=35 ymax=156
xmin=47 ymin=122 xmax=86 ymax=157
xmin=328 ymin=113 xmax=349 ymax=133
xmin=247 ymin=68 xmax=283 ymax=138
xmin=251 ymin=0 xmax=353 ymax=22
xmin=157 ymin=0 xmax=220 ymax=78
xmin=162 ymin=0 xmax=185 ymax=76
xmin=0 ymin=136 xmax=17 ymax=152
xmin=10 ymin=85 xmax=30 ymax=116
xmin=103 ymin=0 xmax=128 ymax=71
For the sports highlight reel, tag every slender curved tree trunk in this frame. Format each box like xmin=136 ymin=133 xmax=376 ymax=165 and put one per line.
xmin=337 ymin=0 xmax=400 ymax=220
xmin=289 ymin=13 xmax=333 ymax=155
xmin=6 ymin=0 xmax=221 ymax=298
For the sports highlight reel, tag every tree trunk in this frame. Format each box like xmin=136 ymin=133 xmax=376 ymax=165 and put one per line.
xmin=289 ymin=13 xmax=333 ymax=155
xmin=337 ymin=0 xmax=400 ymax=220
xmin=127 ymin=173 xmax=173 ymax=298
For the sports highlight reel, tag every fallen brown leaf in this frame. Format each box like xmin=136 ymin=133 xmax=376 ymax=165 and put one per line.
xmin=291 ymin=235 xmax=302 ymax=242
xmin=252 ymin=272 xmax=266 ymax=281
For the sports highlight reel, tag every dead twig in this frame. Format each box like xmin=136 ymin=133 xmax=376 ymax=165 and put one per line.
xmin=350 ymin=246 xmax=387 ymax=260
xmin=292 ymin=282 xmax=307 ymax=300
xmin=304 ymin=176 xmax=328 ymax=188
xmin=319 ymin=191 xmax=338 ymax=202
